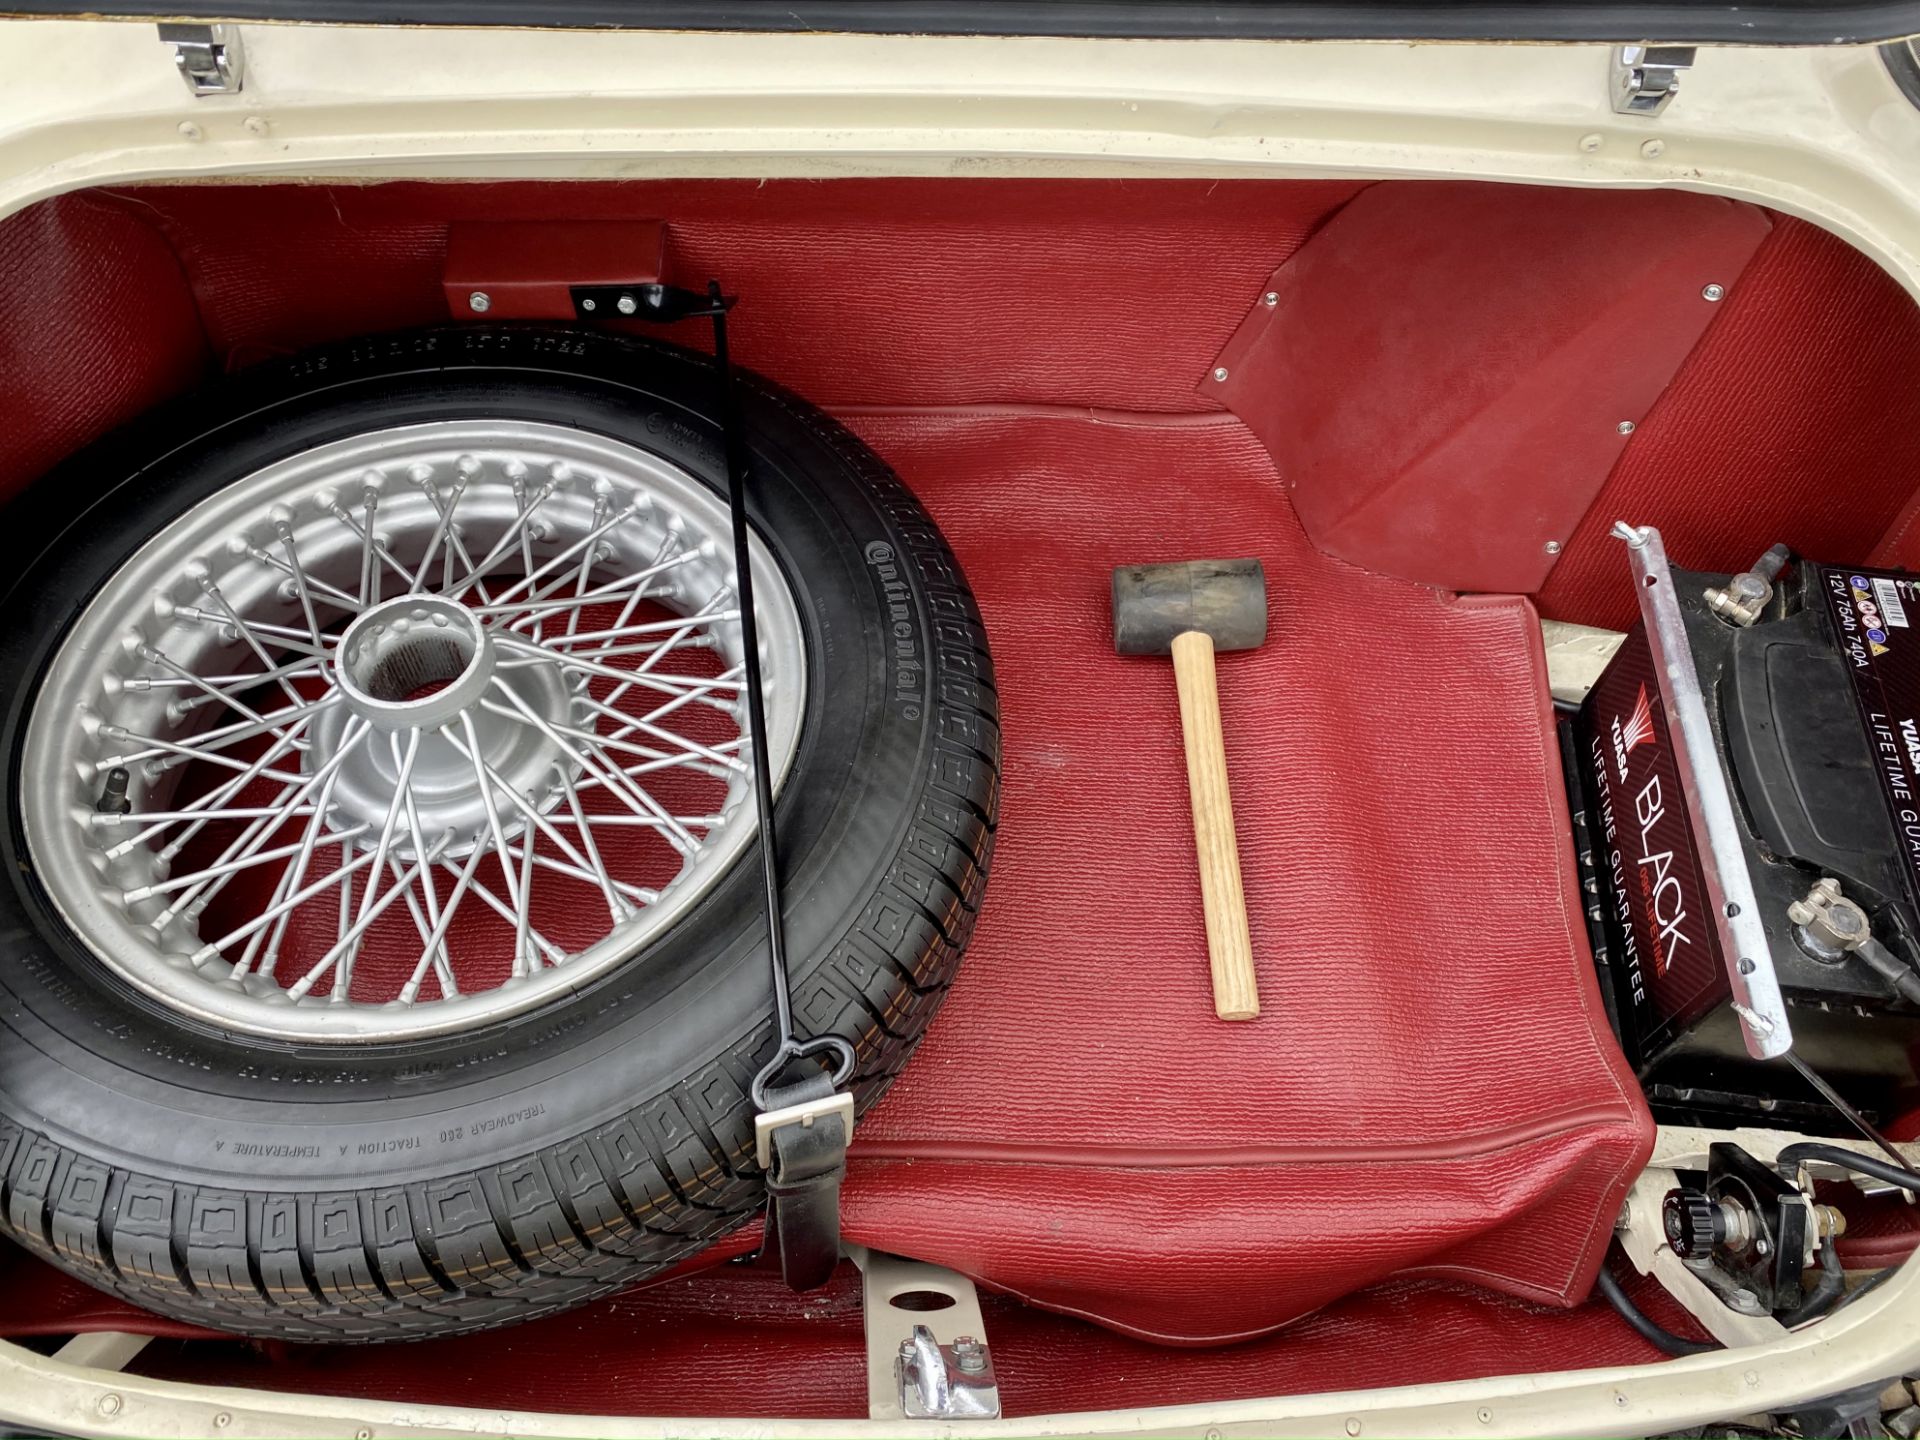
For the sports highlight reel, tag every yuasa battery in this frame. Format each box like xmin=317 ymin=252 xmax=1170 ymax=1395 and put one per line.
xmin=1572 ymin=552 xmax=1920 ymax=1129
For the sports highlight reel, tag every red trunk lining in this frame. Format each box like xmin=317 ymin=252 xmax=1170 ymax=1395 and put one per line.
xmin=0 ymin=174 xmax=1913 ymax=1402
xmin=122 ymin=1259 xmax=1706 ymax=1419
xmin=8 ymin=179 xmax=1920 ymax=627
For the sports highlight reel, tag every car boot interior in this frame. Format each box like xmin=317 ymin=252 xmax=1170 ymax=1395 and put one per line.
xmin=3 ymin=176 xmax=1919 ymax=1418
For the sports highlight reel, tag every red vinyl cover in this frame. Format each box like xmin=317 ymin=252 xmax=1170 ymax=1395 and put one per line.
xmin=832 ymin=409 xmax=1652 ymax=1344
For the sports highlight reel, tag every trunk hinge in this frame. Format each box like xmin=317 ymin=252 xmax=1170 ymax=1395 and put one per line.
xmin=1611 ymin=44 xmax=1695 ymax=117
xmin=159 ymin=24 xmax=245 ymax=96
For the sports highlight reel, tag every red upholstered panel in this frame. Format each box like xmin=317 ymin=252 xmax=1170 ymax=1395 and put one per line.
xmin=114 ymin=179 xmax=1363 ymax=409
xmin=1210 ymin=183 xmax=1771 ymax=594
xmin=1539 ymin=216 xmax=1920 ymax=629
xmin=4 ymin=182 xmax=1917 ymax=622
xmin=0 ymin=192 xmax=208 ymax=503
xmin=833 ymin=410 xmax=1650 ymax=1343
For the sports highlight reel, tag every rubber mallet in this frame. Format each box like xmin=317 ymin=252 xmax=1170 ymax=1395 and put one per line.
xmin=1110 ymin=558 xmax=1266 ymax=1020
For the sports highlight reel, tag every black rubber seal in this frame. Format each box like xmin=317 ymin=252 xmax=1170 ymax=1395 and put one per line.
xmin=7 ymin=0 xmax=1920 ymax=45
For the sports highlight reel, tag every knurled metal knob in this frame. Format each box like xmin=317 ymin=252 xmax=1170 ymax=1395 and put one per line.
xmin=1663 ymin=1187 xmax=1724 ymax=1259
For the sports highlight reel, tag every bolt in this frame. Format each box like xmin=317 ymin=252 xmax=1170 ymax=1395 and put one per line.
xmin=1544 ymin=540 xmax=1563 ymax=557
xmin=467 ymin=291 xmax=492 ymax=314
xmin=1213 ymin=366 xmax=1229 ymax=382
xmin=1617 ymin=420 xmax=1637 ymax=435
xmin=617 ymin=294 xmax=639 ymax=315
xmin=98 ymin=1393 xmax=124 ymax=1417
xmin=581 ymin=297 xmax=597 ymax=311
xmin=1702 ymin=283 xmax=1726 ymax=302
xmin=1641 ymin=139 xmax=1666 ymax=159
xmin=954 ymin=1336 xmax=988 ymax=1373
xmin=1262 ymin=292 xmax=1279 ymax=307
xmin=1578 ymin=133 xmax=1604 ymax=153
xmin=898 ymin=1338 xmax=916 ymax=1361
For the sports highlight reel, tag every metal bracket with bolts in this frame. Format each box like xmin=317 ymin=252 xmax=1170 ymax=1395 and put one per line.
xmin=854 ymin=1249 xmax=1001 ymax=1421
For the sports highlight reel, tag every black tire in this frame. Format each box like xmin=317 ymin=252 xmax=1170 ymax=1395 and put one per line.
xmin=0 ymin=325 xmax=999 ymax=1341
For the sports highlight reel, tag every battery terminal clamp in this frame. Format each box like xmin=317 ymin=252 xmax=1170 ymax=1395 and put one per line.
xmin=1705 ymin=543 xmax=1791 ymax=628
xmin=1791 ymin=878 xmax=1920 ymax=1004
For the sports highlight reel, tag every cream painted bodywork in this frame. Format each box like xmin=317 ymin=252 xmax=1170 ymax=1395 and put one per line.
xmin=1 ymin=16 xmax=1919 ymax=1438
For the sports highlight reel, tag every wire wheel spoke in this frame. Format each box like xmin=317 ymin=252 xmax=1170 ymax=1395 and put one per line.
xmin=28 ymin=421 xmax=805 ymax=1041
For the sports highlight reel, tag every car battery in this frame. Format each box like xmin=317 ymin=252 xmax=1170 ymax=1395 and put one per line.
xmin=1569 ymin=531 xmax=1920 ymax=1131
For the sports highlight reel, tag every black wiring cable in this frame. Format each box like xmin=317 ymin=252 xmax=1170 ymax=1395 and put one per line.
xmin=1828 ymin=1261 xmax=1898 ymax=1316
xmin=1776 ymin=1239 xmax=1846 ymax=1328
xmin=1774 ymin=1141 xmax=1920 ymax=1194
xmin=1593 ymin=1257 xmax=1721 ymax=1357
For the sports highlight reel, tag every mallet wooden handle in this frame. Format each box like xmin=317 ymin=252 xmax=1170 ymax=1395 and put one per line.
xmin=1169 ymin=629 xmax=1260 ymax=1020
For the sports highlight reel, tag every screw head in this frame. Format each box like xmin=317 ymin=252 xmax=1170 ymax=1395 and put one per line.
xmin=243 ymin=115 xmax=269 ymax=136
xmin=1212 ymin=366 xmax=1229 ymax=382
xmin=617 ymin=293 xmax=640 ymax=315
xmin=1641 ymin=138 xmax=1666 ymax=159
xmin=1262 ymin=291 xmax=1279 ymax=307
xmin=467 ymin=291 xmax=491 ymax=314
xmin=1578 ymin=132 xmax=1604 ymax=153
xmin=177 ymin=121 xmax=203 ymax=142
xmin=98 ymin=1393 xmax=124 ymax=1417
xmin=581 ymin=297 xmax=597 ymax=312
xmin=1617 ymin=420 xmax=1637 ymax=435
xmin=1702 ymin=283 xmax=1726 ymax=302
xmin=1346 ymin=1420 xmax=1363 ymax=1436
xmin=1544 ymin=540 xmax=1563 ymax=556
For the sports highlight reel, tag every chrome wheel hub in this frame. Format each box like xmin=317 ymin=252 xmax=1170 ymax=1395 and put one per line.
xmin=313 ymin=596 xmax=586 ymax=857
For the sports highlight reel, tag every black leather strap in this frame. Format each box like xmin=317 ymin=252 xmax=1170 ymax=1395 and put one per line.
xmin=760 ymin=1069 xmax=849 ymax=1291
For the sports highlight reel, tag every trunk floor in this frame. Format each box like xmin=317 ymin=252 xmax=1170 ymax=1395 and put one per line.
xmin=15 ymin=407 xmax=1656 ymax=1404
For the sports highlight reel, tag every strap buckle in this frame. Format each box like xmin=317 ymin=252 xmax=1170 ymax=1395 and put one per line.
xmin=755 ymin=1091 xmax=855 ymax=1171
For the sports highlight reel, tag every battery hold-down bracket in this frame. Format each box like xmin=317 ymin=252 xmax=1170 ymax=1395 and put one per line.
xmin=1609 ymin=521 xmax=1792 ymax=1061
